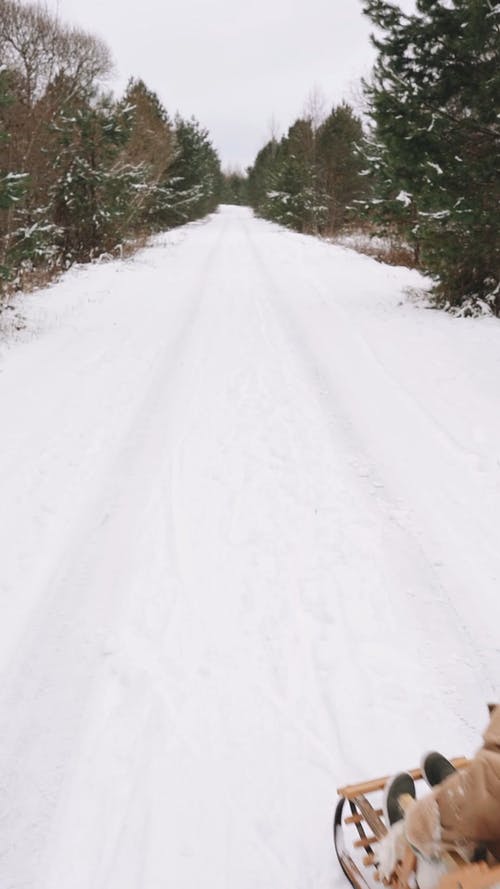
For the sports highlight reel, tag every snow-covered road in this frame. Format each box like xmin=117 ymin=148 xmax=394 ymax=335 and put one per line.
xmin=1 ymin=206 xmax=500 ymax=889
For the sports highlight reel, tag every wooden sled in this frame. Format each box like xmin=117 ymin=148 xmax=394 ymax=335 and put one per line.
xmin=334 ymin=758 xmax=500 ymax=889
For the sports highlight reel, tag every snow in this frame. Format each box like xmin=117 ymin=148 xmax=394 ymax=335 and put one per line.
xmin=427 ymin=161 xmax=444 ymax=175
xmin=396 ymin=189 xmax=412 ymax=206
xmin=1 ymin=205 xmax=500 ymax=889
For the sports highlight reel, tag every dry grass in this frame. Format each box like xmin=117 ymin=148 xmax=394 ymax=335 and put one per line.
xmin=0 ymin=231 xmax=152 ymax=311
xmin=3 ymin=263 xmax=63 ymax=298
xmin=330 ymin=228 xmax=419 ymax=269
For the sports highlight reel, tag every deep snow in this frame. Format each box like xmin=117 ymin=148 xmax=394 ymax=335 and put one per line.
xmin=1 ymin=206 xmax=499 ymax=889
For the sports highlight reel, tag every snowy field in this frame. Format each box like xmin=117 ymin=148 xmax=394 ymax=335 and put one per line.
xmin=1 ymin=205 xmax=500 ymax=889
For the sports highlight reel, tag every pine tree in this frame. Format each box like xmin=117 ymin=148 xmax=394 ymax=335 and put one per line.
xmin=247 ymin=139 xmax=279 ymax=215
xmin=0 ymin=0 xmax=222 ymax=287
xmin=220 ymin=170 xmax=248 ymax=205
xmin=248 ymin=120 xmax=328 ymax=233
xmin=269 ymin=119 xmax=327 ymax=232
xmin=0 ymin=1 xmax=113 ymax=273
xmin=120 ymin=79 xmax=175 ymax=228
xmin=316 ymin=103 xmax=367 ymax=232
xmin=248 ymin=106 xmax=368 ymax=235
xmin=157 ymin=116 xmax=221 ymax=226
xmin=50 ymin=93 xmax=143 ymax=260
xmin=0 ymin=67 xmax=27 ymax=281
xmin=363 ymin=0 xmax=500 ymax=312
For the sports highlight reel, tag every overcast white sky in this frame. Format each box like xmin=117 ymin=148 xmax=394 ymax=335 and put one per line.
xmin=42 ymin=0 xmax=415 ymax=170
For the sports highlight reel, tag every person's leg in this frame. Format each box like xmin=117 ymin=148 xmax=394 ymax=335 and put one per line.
xmin=376 ymin=774 xmax=417 ymax=880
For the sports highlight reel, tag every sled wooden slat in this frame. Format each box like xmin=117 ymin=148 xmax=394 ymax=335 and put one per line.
xmin=345 ymin=809 xmax=383 ymax=825
xmin=362 ymin=854 xmax=376 ymax=866
xmin=345 ymin=814 xmax=364 ymax=825
xmin=354 ymin=836 xmax=378 ymax=849
xmin=337 ymin=757 xmax=469 ymax=800
xmin=353 ymin=796 xmax=387 ymax=840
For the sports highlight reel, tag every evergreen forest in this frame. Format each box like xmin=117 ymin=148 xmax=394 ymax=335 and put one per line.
xmin=0 ymin=0 xmax=221 ymax=290
xmin=1 ymin=0 xmax=498 ymax=314
xmin=247 ymin=0 xmax=499 ymax=314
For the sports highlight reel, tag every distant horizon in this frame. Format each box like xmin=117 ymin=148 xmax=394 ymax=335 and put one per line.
xmin=36 ymin=0 xmax=416 ymax=169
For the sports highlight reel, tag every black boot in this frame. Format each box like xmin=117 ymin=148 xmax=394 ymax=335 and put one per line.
xmin=383 ymin=772 xmax=416 ymax=826
xmin=421 ymin=752 xmax=456 ymax=787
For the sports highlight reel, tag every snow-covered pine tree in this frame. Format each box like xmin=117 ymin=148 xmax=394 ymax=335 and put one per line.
xmin=248 ymin=106 xmax=367 ymax=235
xmin=362 ymin=0 xmax=500 ymax=313
xmin=247 ymin=138 xmax=279 ymax=217
xmin=0 ymin=0 xmax=222 ymax=285
xmin=248 ymin=120 xmax=328 ymax=233
xmin=0 ymin=66 xmax=27 ymax=283
xmin=316 ymin=103 xmax=368 ymax=232
xmin=0 ymin=0 xmax=113 ymax=273
xmin=266 ymin=119 xmax=328 ymax=233
xmin=50 ymin=93 xmax=145 ymax=261
xmin=156 ymin=116 xmax=221 ymax=226
xmin=219 ymin=170 xmax=248 ymax=205
xmin=120 ymin=79 xmax=175 ymax=229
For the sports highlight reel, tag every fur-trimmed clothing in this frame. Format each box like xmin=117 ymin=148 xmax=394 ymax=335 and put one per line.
xmin=406 ymin=705 xmax=500 ymax=863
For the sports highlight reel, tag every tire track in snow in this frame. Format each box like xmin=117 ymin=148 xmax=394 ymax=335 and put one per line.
xmin=1 ymin=208 xmax=497 ymax=889
xmin=238 ymin=220 xmax=368 ymax=778
xmin=0 ymin=216 xmax=230 ymax=889
xmin=164 ymin=216 xmax=362 ymax=889
xmin=240 ymin=215 xmax=495 ymax=754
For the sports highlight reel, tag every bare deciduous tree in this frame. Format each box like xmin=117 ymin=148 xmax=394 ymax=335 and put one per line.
xmin=0 ymin=0 xmax=112 ymax=107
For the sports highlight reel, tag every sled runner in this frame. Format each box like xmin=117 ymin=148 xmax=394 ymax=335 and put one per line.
xmin=334 ymin=758 xmax=500 ymax=889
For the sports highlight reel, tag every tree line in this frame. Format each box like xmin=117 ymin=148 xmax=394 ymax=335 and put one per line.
xmin=1 ymin=0 xmax=498 ymax=315
xmin=247 ymin=103 xmax=368 ymax=236
xmin=0 ymin=0 xmax=221 ymax=293
xmin=247 ymin=0 xmax=499 ymax=315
